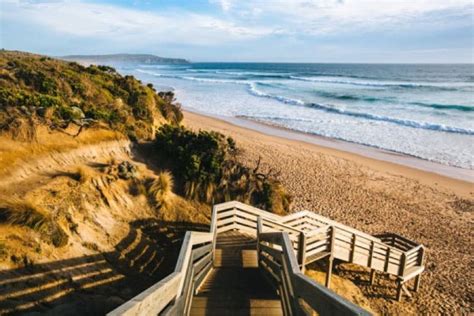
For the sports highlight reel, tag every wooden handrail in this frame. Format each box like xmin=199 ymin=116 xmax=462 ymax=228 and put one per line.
xmin=258 ymin=232 xmax=371 ymax=316
xmin=261 ymin=217 xmax=303 ymax=234
xmin=110 ymin=201 xmax=424 ymax=314
xmin=108 ymin=231 xmax=213 ymax=316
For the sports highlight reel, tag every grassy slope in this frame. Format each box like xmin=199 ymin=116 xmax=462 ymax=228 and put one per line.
xmin=0 ymin=50 xmax=182 ymax=141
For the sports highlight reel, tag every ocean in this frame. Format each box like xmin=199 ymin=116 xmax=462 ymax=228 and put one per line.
xmin=119 ymin=63 xmax=474 ymax=170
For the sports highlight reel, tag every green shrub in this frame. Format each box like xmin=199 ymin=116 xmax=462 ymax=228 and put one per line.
xmin=0 ymin=50 xmax=183 ymax=140
xmin=154 ymin=124 xmax=291 ymax=214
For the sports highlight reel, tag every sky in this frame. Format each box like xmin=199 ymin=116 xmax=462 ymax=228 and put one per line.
xmin=1 ymin=0 xmax=473 ymax=63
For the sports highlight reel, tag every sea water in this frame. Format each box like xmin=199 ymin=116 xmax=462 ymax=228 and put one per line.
xmin=121 ymin=63 xmax=474 ymax=169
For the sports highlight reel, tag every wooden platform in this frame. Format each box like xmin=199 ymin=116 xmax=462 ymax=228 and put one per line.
xmin=190 ymin=231 xmax=283 ymax=316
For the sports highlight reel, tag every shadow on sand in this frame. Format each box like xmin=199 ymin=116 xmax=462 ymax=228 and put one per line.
xmin=0 ymin=220 xmax=209 ymax=315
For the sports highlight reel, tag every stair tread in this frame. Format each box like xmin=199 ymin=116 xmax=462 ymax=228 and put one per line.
xmin=190 ymin=232 xmax=282 ymax=315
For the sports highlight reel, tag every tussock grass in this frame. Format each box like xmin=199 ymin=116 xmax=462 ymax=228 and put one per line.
xmin=129 ymin=178 xmax=147 ymax=196
xmin=76 ymin=166 xmax=94 ymax=183
xmin=149 ymin=171 xmax=174 ymax=211
xmin=0 ymin=128 xmax=124 ymax=179
xmin=0 ymin=199 xmax=68 ymax=247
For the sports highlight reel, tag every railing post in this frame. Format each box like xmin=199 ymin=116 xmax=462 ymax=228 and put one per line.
xmin=211 ymin=206 xmax=218 ymax=267
xmin=384 ymin=247 xmax=391 ymax=273
xmin=414 ymin=246 xmax=424 ymax=292
xmin=297 ymin=232 xmax=307 ymax=273
xmin=369 ymin=241 xmax=376 ymax=285
xmin=257 ymin=216 xmax=263 ymax=267
xmin=396 ymin=252 xmax=407 ymax=301
xmin=326 ymin=226 xmax=335 ymax=288
xmin=350 ymin=234 xmax=357 ymax=263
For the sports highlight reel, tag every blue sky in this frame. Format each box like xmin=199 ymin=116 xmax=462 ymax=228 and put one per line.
xmin=1 ymin=0 xmax=473 ymax=63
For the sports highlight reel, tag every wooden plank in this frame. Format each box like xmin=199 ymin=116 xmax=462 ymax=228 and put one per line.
xmin=283 ymin=217 xmax=307 ymax=228
xmin=398 ymin=253 xmax=407 ymax=277
xmin=182 ymin=256 xmax=195 ymax=315
xmin=192 ymin=243 xmax=212 ymax=261
xmin=261 ymin=252 xmax=282 ymax=273
xmin=392 ymin=234 xmax=419 ymax=246
xmin=406 ymin=251 xmax=420 ymax=261
xmin=260 ymin=259 xmax=281 ymax=283
xmin=305 ymin=224 xmax=330 ymax=235
xmin=333 ymin=247 xmax=351 ymax=262
xmin=216 ymin=216 xmax=235 ymax=227
xmin=297 ymin=232 xmax=307 ymax=272
xmin=306 ymin=251 xmax=331 ymax=264
xmin=174 ymin=232 xmax=193 ymax=296
xmin=260 ymin=243 xmax=283 ymax=260
xmin=216 ymin=209 xmax=235 ymax=220
xmin=193 ymin=252 xmax=212 ymax=276
xmin=306 ymin=233 xmax=329 ymax=245
xmin=234 ymin=209 xmax=259 ymax=222
xmin=281 ymin=233 xmax=301 ymax=275
xmin=191 ymin=232 xmax=213 ymax=245
xmin=307 ymin=239 xmax=329 ymax=251
xmin=280 ymin=250 xmax=298 ymax=314
xmin=193 ymin=261 xmax=212 ymax=293
xmin=414 ymin=246 xmax=424 ymax=292
xmin=216 ymin=223 xmax=234 ymax=234
xmin=280 ymin=210 xmax=312 ymax=223
xmin=308 ymin=212 xmax=382 ymax=243
xmin=234 ymin=216 xmax=260 ymax=230
xmin=306 ymin=244 xmax=330 ymax=257
xmin=262 ymin=218 xmax=302 ymax=234
xmin=405 ymin=245 xmax=423 ymax=256
xmin=234 ymin=224 xmax=258 ymax=235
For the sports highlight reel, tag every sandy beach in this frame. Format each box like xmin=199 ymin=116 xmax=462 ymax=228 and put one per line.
xmin=184 ymin=110 xmax=473 ymax=315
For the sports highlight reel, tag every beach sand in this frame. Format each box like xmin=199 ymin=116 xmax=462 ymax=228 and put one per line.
xmin=184 ymin=110 xmax=473 ymax=315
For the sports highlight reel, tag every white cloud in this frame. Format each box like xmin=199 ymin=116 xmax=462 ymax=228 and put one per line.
xmin=210 ymin=0 xmax=233 ymax=12
xmin=1 ymin=0 xmax=276 ymax=45
xmin=1 ymin=0 xmax=472 ymax=61
xmin=209 ymin=0 xmax=473 ymax=34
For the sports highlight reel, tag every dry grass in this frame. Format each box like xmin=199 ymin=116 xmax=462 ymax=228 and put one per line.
xmin=0 ymin=198 xmax=68 ymax=247
xmin=76 ymin=166 xmax=94 ymax=183
xmin=0 ymin=127 xmax=124 ymax=178
xmin=149 ymin=171 xmax=174 ymax=211
xmin=129 ymin=179 xmax=147 ymax=196
xmin=157 ymin=196 xmax=209 ymax=223
xmin=305 ymin=269 xmax=376 ymax=314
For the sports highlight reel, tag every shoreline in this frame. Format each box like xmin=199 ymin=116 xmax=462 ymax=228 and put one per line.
xmin=183 ymin=109 xmax=473 ymax=197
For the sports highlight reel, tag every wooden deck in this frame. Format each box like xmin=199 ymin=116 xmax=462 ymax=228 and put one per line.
xmin=190 ymin=231 xmax=283 ymax=316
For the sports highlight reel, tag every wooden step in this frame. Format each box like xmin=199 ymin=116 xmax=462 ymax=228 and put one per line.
xmin=190 ymin=231 xmax=282 ymax=316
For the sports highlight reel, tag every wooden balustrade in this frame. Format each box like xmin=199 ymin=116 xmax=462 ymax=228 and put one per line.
xmin=109 ymin=201 xmax=424 ymax=315
xmin=258 ymin=231 xmax=371 ymax=316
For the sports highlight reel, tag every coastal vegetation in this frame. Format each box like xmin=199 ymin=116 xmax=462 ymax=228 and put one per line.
xmin=154 ymin=124 xmax=291 ymax=214
xmin=0 ymin=50 xmax=182 ymax=141
xmin=0 ymin=49 xmax=291 ymax=270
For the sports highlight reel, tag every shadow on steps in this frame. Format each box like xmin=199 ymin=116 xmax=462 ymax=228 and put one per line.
xmin=0 ymin=220 xmax=209 ymax=315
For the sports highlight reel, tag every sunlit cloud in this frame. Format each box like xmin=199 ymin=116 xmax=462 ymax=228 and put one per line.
xmin=1 ymin=0 xmax=473 ymax=62
xmin=1 ymin=0 xmax=276 ymax=45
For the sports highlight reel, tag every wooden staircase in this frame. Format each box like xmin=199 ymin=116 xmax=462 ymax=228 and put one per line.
xmin=109 ymin=201 xmax=424 ymax=316
xmin=190 ymin=231 xmax=283 ymax=315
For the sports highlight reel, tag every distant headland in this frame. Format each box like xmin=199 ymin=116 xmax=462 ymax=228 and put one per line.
xmin=61 ymin=53 xmax=190 ymax=65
